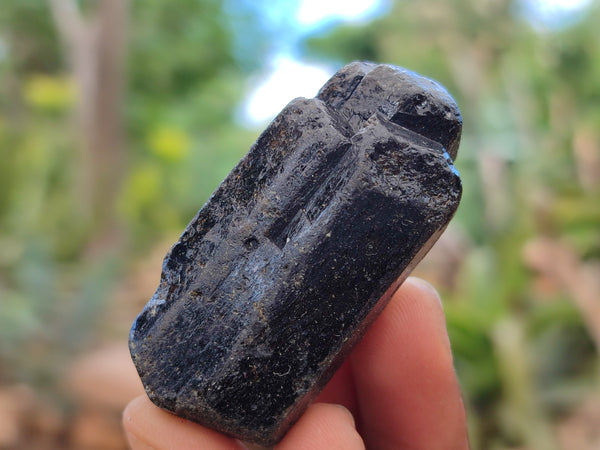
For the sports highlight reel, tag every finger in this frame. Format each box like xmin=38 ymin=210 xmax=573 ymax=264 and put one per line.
xmin=276 ymin=403 xmax=364 ymax=450
xmin=315 ymin=358 xmax=358 ymax=416
xmin=350 ymin=277 xmax=468 ymax=449
xmin=122 ymin=395 xmax=243 ymax=450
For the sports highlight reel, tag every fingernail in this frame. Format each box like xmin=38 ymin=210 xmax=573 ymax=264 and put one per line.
xmin=407 ymin=276 xmax=443 ymax=309
xmin=333 ymin=404 xmax=356 ymax=428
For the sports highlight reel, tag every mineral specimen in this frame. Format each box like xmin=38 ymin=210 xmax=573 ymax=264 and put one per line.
xmin=129 ymin=62 xmax=462 ymax=446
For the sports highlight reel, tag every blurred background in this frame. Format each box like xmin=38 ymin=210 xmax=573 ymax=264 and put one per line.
xmin=0 ymin=0 xmax=599 ymax=448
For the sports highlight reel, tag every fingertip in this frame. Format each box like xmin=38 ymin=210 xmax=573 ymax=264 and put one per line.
xmin=276 ymin=403 xmax=364 ymax=450
xmin=125 ymin=430 xmax=154 ymax=450
xmin=356 ymin=275 xmax=450 ymax=364
xmin=122 ymin=395 xmax=149 ymax=446
xmin=350 ymin=276 xmax=467 ymax=449
xmin=332 ymin=404 xmax=356 ymax=428
xmin=392 ymin=276 xmax=449 ymax=354
xmin=122 ymin=394 xmax=242 ymax=450
xmin=405 ymin=276 xmax=443 ymax=308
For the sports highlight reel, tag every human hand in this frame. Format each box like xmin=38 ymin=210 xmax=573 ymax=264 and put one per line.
xmin=123 ymin=277 xmax=468 ymax=449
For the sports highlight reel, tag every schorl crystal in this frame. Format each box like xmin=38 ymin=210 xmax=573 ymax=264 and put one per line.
xmin=129 ymin=62 xmax=462 ymax=446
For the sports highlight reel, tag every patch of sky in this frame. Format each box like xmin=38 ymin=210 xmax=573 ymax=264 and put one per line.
xmin=234 ymin=0 xmax=593 ymax=127
xmin=228 ymin=0 xmax=389 ymax=126
xmin=519 ymin=0 xmax=592 ymax=30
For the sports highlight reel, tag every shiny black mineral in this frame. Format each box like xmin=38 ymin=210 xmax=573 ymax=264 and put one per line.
xmin=129 ymin=62 xmax=462 ymax=446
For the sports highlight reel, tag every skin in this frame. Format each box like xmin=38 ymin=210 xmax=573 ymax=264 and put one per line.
xmin=123 ymin=277 xmax=469 ymax=449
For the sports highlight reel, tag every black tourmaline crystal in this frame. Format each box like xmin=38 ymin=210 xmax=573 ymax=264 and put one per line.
xmin=129 ymin=62 xmax=463 ymax=446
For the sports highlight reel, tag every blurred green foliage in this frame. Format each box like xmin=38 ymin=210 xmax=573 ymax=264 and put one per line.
xmin=0 ymin=0 xmax=599 ymax=448
xmin=0 ymin=0 xmax=262 ymax=387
